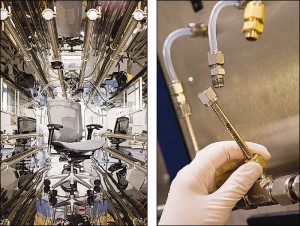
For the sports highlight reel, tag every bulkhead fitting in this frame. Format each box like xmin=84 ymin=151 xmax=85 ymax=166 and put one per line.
xmin=242 ymin=1 xmax=265 ymax=41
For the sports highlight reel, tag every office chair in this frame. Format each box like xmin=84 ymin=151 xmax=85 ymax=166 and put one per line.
xmin=108 ymin=116 xmax=129 ymax=150
xmin=16 ymin=116 xmax=36 ymax=148
xmin=107 ymin=117 xmax=130 ymax=189
xmin=13 ymin=117 xmax=37 ymax=178
xmin=44 ymin=99 xmax=103 ymax=194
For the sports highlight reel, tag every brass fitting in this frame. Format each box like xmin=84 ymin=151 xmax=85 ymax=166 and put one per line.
xmin=169 ymin=80 xmax=183 ymax=95
xmin=248 ymin=153 xmax=266 ymax=168
xmin=188 ymin=23 xmax=208 ymax=37
xmin=242 ymin=1 xmax=265 ymax=41
xmin=208 ymin=51 xmax=225 ymax=88
xmin=198 ymin=86 xmax=218 ymax=106
xmin=169 ymin=80 xmax=192 ymax=117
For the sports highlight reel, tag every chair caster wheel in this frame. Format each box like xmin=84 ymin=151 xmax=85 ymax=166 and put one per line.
xmin=94 ymin=179 xmax=101 ymax=186
xmin=87 ymin=189 xmax=93 ymax=197
xmin=49 ymin=197 xmax=57 ymax=206
xmin=50 ymin=189 xmax=57 ymax=197
xmin=87 ymin=196 xmax=94 ymax=206
xmin=94 ymin=186 xmax=100 ymax=193
xmin=44 ymin=186 xmax=50 ymax=193
xmin=44 ymin=179 xmax=51 ymax=186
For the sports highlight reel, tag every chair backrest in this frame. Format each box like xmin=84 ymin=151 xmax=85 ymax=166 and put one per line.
xmin=114 ymin=117 xmax=129 ymax=134
xmin=47 ymin=99 xmax=83 ymax=142
xmin=110 ymin=117 xmax=129 ymax=145
xmin=18 ymin=117 xmax=36 ymax=134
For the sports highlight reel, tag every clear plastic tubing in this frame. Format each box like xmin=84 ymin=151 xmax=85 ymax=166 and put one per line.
xmin=163 ymin=28 xmax=192 ymax=82
xmin=208 ymin=1 xmax=240 ymax=53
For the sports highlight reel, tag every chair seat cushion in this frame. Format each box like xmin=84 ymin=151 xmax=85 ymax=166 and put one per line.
xmin=52 ymin=140 xmax=103 ymax=153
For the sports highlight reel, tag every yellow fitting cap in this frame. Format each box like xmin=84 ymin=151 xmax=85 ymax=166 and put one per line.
xmin=242 ymin=1 xmax=265 ymax=41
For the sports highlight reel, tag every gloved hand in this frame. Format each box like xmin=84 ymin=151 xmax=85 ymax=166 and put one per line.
xmin=159 ymin=141 xmax=271 ymax=225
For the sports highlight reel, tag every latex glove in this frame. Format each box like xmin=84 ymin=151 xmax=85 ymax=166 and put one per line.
xmin=159 ymin=141 xmax=271 ymax=225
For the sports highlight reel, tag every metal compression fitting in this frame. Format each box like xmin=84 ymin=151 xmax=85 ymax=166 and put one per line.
xmin=0 ymin=8 xmax=54 ymax=98
xmin=236 ymin=175 xmax=299 ymax=209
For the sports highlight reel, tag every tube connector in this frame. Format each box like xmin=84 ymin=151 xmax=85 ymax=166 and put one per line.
xmin=272 ymin=175 xmax=299 ymax=205
xmin=242 ymin=1 xmax=265 ymax=41
xmin=169 ymin=80 xmax=192 ymax=117
xmin=188 ymin=23 xmax=208 ymax=37
xmin=208 ymin=51 xmax=225 ymax=88
xmin=236 ymin=175 xmax=299 ymax=209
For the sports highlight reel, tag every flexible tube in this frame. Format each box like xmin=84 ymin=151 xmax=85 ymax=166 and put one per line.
xmin=208 ymin=1 xmax=240 ymax=52
xmin=162 ymin=28 xmax=192 ymax=81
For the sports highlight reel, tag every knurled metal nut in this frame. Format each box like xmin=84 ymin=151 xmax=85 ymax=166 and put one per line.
xmin=198 ymin=87 xmax=218 ymax=106
xmin=208 ymin=51 xmax=224 ymax=66
xmin=210 ymin=67 xmax=225 ymax=76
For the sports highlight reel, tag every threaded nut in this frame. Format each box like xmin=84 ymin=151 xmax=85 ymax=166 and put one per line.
xmin=210 ymin=66 xmax=225 ymax=76
xmin=208 ymin=51 xmax=224 ymax=66
xmin=271 ymin=175 xmax=296 ymax=205
xmin=198 ymin=87 xmax=218 ymax=106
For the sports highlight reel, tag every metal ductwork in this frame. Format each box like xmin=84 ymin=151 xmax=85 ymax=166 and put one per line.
xmin=0 ymin=8 xmax=55 ymax=99
xmin=77 ymin=8 xmax=100 ymax=91
xmin=42 ymin=8 xmax=67 ymax=99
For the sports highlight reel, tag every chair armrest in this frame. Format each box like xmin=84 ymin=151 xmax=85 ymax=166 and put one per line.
xmin=47 ymin=124 xmax=63 ymax=147
xmin=86 ymin=124 xmax=103 ymax=130
xmin=47 ymin=124 xmax=63 ymax=130
xmin=86 ymin=124 xmax=103 ymax=140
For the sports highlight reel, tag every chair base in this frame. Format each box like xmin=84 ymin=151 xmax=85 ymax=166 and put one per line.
xmin=46 ymin=163 xmax=94 ymax=190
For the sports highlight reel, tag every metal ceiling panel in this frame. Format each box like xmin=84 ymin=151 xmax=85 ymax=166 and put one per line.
xmin=56 ymin=1 xmax=82 ymax=37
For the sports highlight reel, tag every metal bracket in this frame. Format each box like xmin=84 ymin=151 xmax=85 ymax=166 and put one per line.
xmin=86 ymin=8 xmax=101 ymax=21
xmin=0 ymin=8 xmax=11 ymax=21
xmin=132 ymin=9 xmax=147 ymax=21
